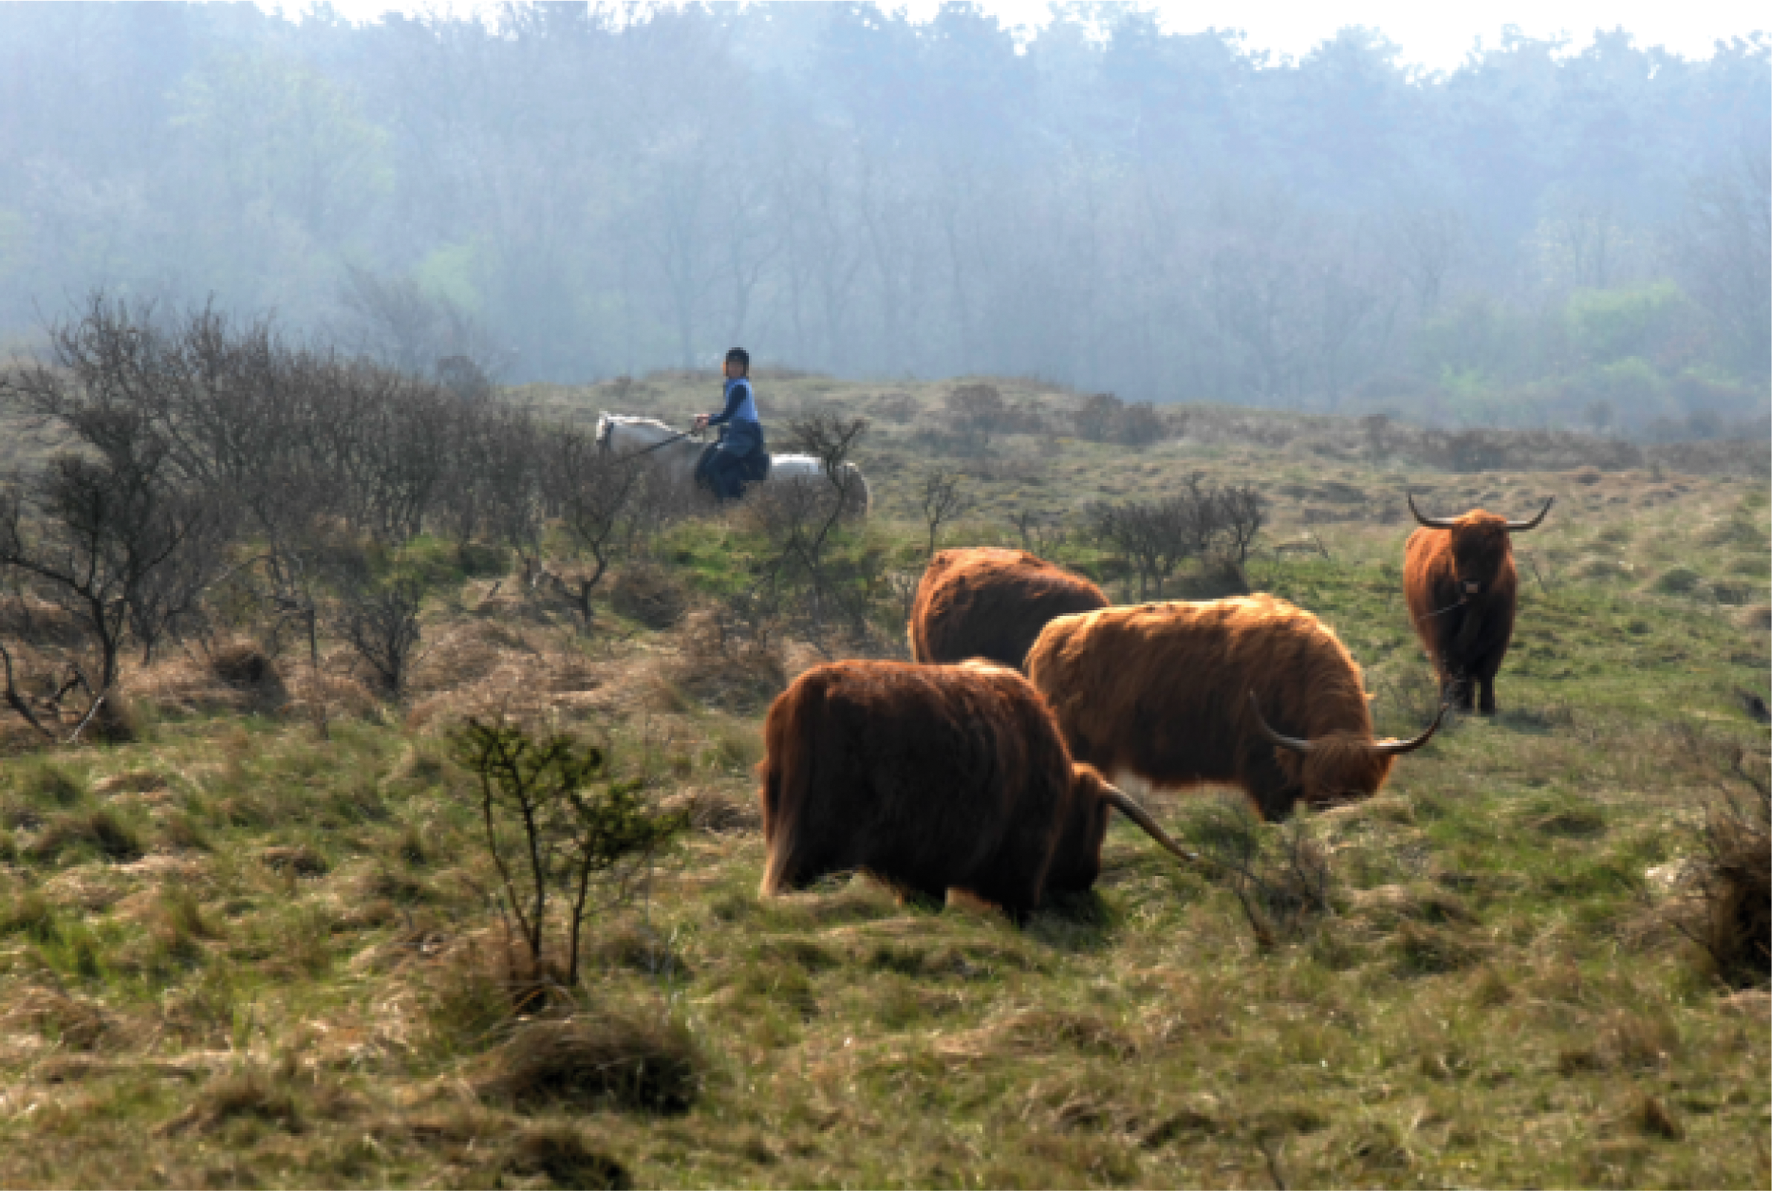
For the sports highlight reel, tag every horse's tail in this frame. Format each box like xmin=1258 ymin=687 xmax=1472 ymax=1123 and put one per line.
xmin=838 ymin=462 xmax=870 ymax=520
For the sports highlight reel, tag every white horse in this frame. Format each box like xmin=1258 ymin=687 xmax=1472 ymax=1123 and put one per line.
xmin=594 ymin=413 xmax=870 ymax=516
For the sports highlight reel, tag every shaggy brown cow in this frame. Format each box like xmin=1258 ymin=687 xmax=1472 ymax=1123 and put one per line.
xmin=1404 ymin=493 xmax=1552 ymax=715
xmin=908 ymin=548 xmax=1109 ymax=670
xmin=1025 ymin=595 xmax=1442 ymax=820
xmin=757 ymin=659 xmax=1193 ymax=919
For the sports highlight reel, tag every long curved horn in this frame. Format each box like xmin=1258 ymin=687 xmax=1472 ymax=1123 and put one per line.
xmin=1249 ymin=691 xmax=1315 ymax=754
xmin=1099 ymin=785 xmax=1199 ymax=864
xmin=1408 ymin=493 xmax=1458 ymax=530
xmin=1504 ymin=496 xmax=1554 ymax=532
xmin=1372 ymin=701 xmax=1448 ymax=756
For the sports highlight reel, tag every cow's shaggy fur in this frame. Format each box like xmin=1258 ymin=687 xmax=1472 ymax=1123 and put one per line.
xmin=908 ymin=548 xmax=1108 ymax=670
xmin=757 ymin=660 xmax=1181 ymax=918
xmin=1027 ymin=595 xmax=1429 ymax=819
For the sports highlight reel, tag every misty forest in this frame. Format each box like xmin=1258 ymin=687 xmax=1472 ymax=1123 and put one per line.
xmin=0 ymin=1 xmax=1767 ymax=436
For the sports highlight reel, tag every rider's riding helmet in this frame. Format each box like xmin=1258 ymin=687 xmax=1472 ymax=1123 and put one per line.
xmin=725 ymin=347 xmax=750 ymax=373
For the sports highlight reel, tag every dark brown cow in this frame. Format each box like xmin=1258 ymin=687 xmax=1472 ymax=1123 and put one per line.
xmin=757 ymin=660 xmax=1193 ymax=919
xmin=1404 ymin=493 xmax=1552 ymax=715
xmin=1025 ymin=595 xmax=1442 ymax=820
xmin=908 ymin=547 xmax=1108 ymax=670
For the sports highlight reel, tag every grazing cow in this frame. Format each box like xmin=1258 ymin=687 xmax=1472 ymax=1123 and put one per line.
xmin=908 ymin=547 xmax=1109 ymax=670
xmin=1025 ymin=595 xmax=1442 ymax=820
xmin=1403 ymin=493 xmax=1552 ymax=715
xmin=757 ymin=660 xmax=1194 ymax=920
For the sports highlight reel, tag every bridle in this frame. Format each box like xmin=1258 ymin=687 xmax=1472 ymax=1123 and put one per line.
xmin=598 ymin=422 xmax=701 ymax=461
xmin=1414 ymin=596 xmax=1468 ymax=623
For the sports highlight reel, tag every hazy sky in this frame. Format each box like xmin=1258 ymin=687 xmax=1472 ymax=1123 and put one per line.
xmin=290 ymin=0 xmax=1764 ymax=72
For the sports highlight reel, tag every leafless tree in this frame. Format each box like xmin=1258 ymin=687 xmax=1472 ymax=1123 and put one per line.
xmin=540 ymin=427 xmax=646 ymax=628
xmin=1216 ymin=485 xmax=1267 ymax=564
xmin=1088 ymin=477 xmax=1268 ymax=598
xmin=919 ymin=469 xmax=971 ymax=559
xmin=944 ymin=382 xmax=1005 ymax=453
xmin=1011 ymin=508 xmax=1068 ymax=557
xmin=0 ymin=459 xmax=220 ymax=739
xmin=329 ymin=563 xmax=429 ymax=699
xmin=743 ymin=413 xmax=873 ymax=641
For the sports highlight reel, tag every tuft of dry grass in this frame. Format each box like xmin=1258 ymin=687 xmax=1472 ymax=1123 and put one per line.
xmin=125 ymin=644 xmax=286 ymax=718
xmin=155 ymin=1065 xmax=304 ymax=1136
xmin=612 ymin=563 xmax=688 ymax=629
xmin=504 ymin=1123 xmax=632 ymax=1189
xmin=26 ymin=807 xmax=144 ymax=863
xmin=260 ymin=844 xmax=330 ymax=877
xmin=474 ymin=1010 xmax=701 ymax=1114
xmin=0 ymin=985 xmax=117 ymax=1051
xmin=1634 ymin=1093 xmax=1686 ymax=1140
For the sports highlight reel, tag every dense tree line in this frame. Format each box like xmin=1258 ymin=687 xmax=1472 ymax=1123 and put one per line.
xmin=0 ymin=3 xmax=1765 ymax=433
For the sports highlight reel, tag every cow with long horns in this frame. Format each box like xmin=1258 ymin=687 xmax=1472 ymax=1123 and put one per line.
xmin=1025 ymin=595 xmax=1443 ymax=820
xmin=908 ymin=547 xmax=1109 ymax=670
xmin=757 ymin=659 xmax=1195 ymax=920
xmin=1404 ymin=493 xmax=1552 ymax=715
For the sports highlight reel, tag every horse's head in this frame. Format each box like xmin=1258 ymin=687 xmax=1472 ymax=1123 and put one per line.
xmin=595 ymin=413 xmax=680 ymax=459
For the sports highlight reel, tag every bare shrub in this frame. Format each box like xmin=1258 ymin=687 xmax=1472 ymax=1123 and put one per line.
xmin=945 ymin=383 xmax=1005 ymax=453
xmin=1671 ymin=745 xmax=1770 ymax=987
xmin=1087 ymin=478 xmax=1267 ymax=598
xmin=540 ymin=427 xmax=646 ymax=627
xmin=1074 ymin=392 xmax=1122 ymax=442
xmin=740 ymin=413 xmax=877 ymax=642
xmin=329 ymin=568 xmax=429 ymax=698
xmin=1184 ymin=795 xmax=1333 ymax=950
xmin=1011 ymin=508 xmax=1069 ymax=557
xmin=920 ymin=469 xmax=972 ymax=558
xmin=448 ymin=719 xmax=687 ymax=992
xmin=0 ymin=459 xmax=225 ymax=741
xmin=1117 ymin=401 xmax=1164 ymax=446
xmin=1074 ymin=392 xmax=1164 ymax=446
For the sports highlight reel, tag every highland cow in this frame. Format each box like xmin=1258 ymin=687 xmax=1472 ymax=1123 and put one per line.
xmin=1026 ymin=595 xmax=1442 ymax=820
xmin=757 ymin=660 xmax=1193 ymax=920
xmin=908 ymin=547 xmax=1109 ymax=670
xmin=1404 ymin=493 xmax=1552 ymax=714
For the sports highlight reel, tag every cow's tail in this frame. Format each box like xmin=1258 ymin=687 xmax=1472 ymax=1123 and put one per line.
xmin=759 ymin=678 xmax=823 ymax=896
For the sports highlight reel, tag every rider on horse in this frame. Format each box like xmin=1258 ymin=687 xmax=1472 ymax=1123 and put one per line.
xmin=693 ymin=347 xmax=766 ymax=501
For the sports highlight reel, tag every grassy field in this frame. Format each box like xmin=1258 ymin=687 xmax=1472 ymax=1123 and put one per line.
xmin=0 ymin=373 xmax=1766 ymax=1189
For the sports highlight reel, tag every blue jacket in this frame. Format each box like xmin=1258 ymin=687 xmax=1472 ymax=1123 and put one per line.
xmin=707 ymin=377 xmax=760 ymax=429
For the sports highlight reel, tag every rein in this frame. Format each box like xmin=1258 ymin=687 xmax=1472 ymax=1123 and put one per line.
xmin=1414 ymin=596 xmax=1468 ymax=623
xmin=601 ymin=426 xmax=700 ymax=461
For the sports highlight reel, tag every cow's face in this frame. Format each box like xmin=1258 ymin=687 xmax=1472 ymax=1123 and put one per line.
xmin=1046 ymin=764 xmax=1115 ymax=893
xmin=1446 ymin=514 xmax=1512 ymax=597
xmin=1252 ymin=692 xmax=1442 ymax=812
xmin=1274 ymin=737 xmax=1397 ymax=808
